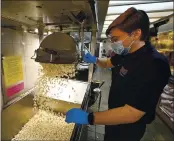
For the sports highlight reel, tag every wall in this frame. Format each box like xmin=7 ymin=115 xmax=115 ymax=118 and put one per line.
xmin=1 ymin=28 xmax=40 ymax=105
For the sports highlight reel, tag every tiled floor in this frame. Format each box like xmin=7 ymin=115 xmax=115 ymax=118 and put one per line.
xmin=80 ymin=67 xmax=174 ymax=141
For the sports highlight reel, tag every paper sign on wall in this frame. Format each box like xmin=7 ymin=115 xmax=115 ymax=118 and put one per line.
xmin=2 ymin=56 xmax=24 ymax=87
xmin=6 ymin=82 xmax=24 ymax=97
xmin=2 ymin=56 xmax=24 ymax=97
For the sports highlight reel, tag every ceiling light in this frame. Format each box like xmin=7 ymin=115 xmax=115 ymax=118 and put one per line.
xmin=102 ymin=18 xmax=160 ymax=35
xmin=109 ymin=1 xmax=156 ymax=6
xmin=105 ymin=11 xmax=173 ymax=21
xmin=105 ymin=15 xmax=119 ymax=21
xmin=107 ymin=2 xmax=173 ymax=15
xmin=104 ymin=21 xmax=112 ymax=25
xmin=103 ymin=25 xmax=109 ymax=28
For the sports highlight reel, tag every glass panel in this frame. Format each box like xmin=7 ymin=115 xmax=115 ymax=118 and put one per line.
xmin=107 ymin=2 xmax=173 ymax=14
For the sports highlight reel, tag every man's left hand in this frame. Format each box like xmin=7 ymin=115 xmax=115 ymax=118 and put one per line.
xmin=65 ymin=108 xmax=89 ymax=124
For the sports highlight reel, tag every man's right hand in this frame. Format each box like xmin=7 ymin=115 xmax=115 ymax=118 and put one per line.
xmin=83 ymin=53 xmax=97 ymax=63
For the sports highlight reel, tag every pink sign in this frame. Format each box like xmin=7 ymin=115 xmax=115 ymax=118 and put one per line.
xmin=6 ymin=82 xmax=24 ymax=97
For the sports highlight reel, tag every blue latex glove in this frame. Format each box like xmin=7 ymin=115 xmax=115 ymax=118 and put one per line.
xmin=65 ymin=108 xmax=89 ymax=124
xmin=83 ymin=53 xmax=97 ymax=63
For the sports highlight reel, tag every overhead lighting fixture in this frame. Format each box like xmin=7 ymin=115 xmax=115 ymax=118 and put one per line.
xmin=104 ymin=18 xmax=160 ymax=24
xmin=34 ymin=28 xmax=38 ymax=33
xmin=105 ymin=11 xmax=173 ymax=21
xmin=104 ymin=21 xmax=112 ymax=25
xmin=101 ymin=1 xmax=173 ymax=39
xmin=107 ymin=2 xmax=173 ymax=15
xmin=102 ymin=18 xmax=160 ymax=35
xmin=103 ymin=25 xmax=109 ymax=28
xmin=109 ymin=1 xmax=156 ymax=6
xmin=105 ymin=15 xmax=119 ymax=21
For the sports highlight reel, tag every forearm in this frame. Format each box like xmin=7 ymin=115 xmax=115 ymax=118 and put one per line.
xmin=93 ymin=105 xmax=143 ymax=125
xmin=96 ymin=58 xmax=113 ymax=68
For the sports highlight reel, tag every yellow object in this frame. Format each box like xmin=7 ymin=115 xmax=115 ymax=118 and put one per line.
xmin=2 ymin=56 xmax=24 ymax=87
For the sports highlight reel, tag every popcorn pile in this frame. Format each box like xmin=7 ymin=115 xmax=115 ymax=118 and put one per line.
xmin=12 ymin=110 xmax=74 ymax=141
xmin=38 ymin=63 xmax=76 ymax=78
xmin=12 ymin=63 xmax=76 ymax=141
xmin=34 ymin=63 xmax=76 ymax=111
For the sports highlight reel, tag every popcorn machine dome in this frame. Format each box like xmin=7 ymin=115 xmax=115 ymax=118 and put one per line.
xmin=34 ymin=32 xmax=78 ymax=64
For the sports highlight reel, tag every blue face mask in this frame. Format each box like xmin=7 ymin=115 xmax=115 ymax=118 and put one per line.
xmin=111 ymin=36 xmax=135 ymax=55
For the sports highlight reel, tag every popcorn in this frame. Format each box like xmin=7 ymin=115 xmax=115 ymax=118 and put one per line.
xmin=12 ymin=110 xmax=74 ymax=141
xmin=12 ymin=63 xmax=76 ymax=140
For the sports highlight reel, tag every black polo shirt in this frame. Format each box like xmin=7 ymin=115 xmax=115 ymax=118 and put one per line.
xmin=109 ymin=41 xmax=171 ymax=124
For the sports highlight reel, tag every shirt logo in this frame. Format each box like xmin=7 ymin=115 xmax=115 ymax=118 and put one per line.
xmin=119 ymin=66 xmax=128 ymax=77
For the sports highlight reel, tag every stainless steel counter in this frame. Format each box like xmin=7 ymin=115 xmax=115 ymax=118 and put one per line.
xmin=44 ymin=79 xmax=89 ymax=104
xmin=1 ymin=79 xmax=91 ymax=141
xmin=1 ymin=94 xmax=35 ymax=140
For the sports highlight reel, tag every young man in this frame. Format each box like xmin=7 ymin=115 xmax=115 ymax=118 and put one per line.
xmin=65 ymin=7 xmax=171 ymax=141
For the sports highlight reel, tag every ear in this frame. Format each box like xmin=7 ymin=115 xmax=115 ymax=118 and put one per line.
xmin=132 ymin=29 xmax=142 ymax=40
